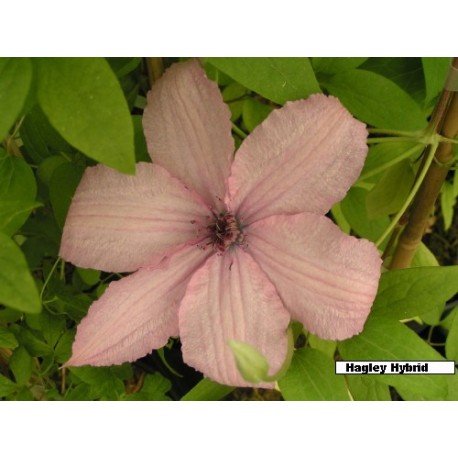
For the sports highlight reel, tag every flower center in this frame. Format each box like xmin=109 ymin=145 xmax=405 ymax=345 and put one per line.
xmin=207 ymin=212 xmax=245 ymax=252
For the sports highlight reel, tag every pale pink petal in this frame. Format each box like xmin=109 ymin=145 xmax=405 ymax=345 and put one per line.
xmin=143 ymin=59 xmax=234 ymax=211
xmin=179 ymin=249 xmax=290 ymax=387
xmin=247 ymin=213 xmax=382 ymax=340
xmin=66 ymin=245 xmax=210 ymax=367
xmin=60 ymin=162 xmax=210 ymax=272
xmin=227 ymin=94 xmax=368 ymax=223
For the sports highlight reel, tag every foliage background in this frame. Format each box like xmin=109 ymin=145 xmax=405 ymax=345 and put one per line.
xmin=1 ymin=57 xmax=458 ymax=401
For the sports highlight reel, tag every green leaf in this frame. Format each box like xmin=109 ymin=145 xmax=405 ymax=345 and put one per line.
xmin=228 ymin=340 xmax=269 ymax=383
xmin=445 ymin=310 xmax=458 ymax=361
xmin=360 ymin=142 xmax=421 ymax=182
xmin=0 ymin=326 xmax=19 ymax=348
xmin=207 ymin=58 xmax=320 ymax=104
xmin=69 ymin=366 xmax=126 ymax=400
xmin=0 ymin=147 xmax=38 ymax=236
xmin=0 ymin=58 xmax=32 ymax=140
xmin=330 ymin=203 xmax=350 ymax=234
xmin=76 ymin=267 xmax=100 ymax=286
xmin=359 ymin=58 xmax=426 ymax=106
xmin=345 ymin=375 xmax=391 ymax=401
xmin=340 ymin=187 xmax=389 ymax=241
xmin=338 ymin=316 xmax=449 ymax=400
xmin=242 ymin=98 xmax=273 ymax=132
xmin=222 ymin=82 xmax=248 ymax=102
xmin=312 ymin=57 xmax=368 ymax=74
xmin=65 ymin=383 xmax=93 ymax=401
xmin=106 ymin=57 xmax=142 ymax=78
xmin=9 ymin=346 xmax=33 ymax=385
xmin=20 ymin=105 xmax=74 ymax=164
xmin=0 ymin=233 xmax=41 ymax=313
xmin=307 ymin=333 xmax=337 ymax=358
xmin=0 ymin=374 xmax=17 ymax=398
xmin=15 ymin=326 xmax=51 ymax=356
xmin=40 ymin=310 xmax=66 ymax=348
xmin=48 ymin=162 xmax=84 ymax=228
xmin=35 ymin=58 xmax=135 ymax=174
xmin=366 ymin=160 xmax=415 ymax=218
xmin=372 ymin=266 xmax=458 ymax=320
xmin=441 ymin=181 xmax=456 ymax=230
xmin=411 ymin=242 xmax=439 ymax=268
xmin=323 ymin=69 xmax=427 ymax=130
xmin=54 ymin=329 xmax=75 ymax=363
xmin=125 ymin=373 xmax=171 ymax=401
xmin=422 ymin=57 xmax=451 ymax=106
xmin=37 ymin=155 xmax=68 ymax=186
xmin=132 ymin=115 xmax=150 ymax=163
xmin=181 ymin=377 xmax=234 ymax=401
xmin=278 ymin=348 xmax=350 ymax=401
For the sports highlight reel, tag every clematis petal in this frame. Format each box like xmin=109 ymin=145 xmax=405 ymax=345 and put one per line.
xmin=227 ymin=94 xmax=368 ymax=223
xmin=247 ymin=213 xmax=382 ymax=340
xmin=143 ymin=59 xmax=234 ymax=211
xmin=66 ymin=245 xmax=210 ymax=367
xmin=179 ymin=249 xmax=290 ymax=387
xmin=60 ymin=162 xmax=210 ymax=272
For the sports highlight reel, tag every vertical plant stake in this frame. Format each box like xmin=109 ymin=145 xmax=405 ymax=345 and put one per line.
xmin=390 ymin=59 xmax=458 ymax=268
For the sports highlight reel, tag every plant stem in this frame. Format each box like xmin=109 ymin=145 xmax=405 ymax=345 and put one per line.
xmin=375 ymin=143 xmax=438 ymax=247
xmin=145 ymin=58 xmax=164 ymax=88
xmin=359 ymin=143 xmax=423 ymax=181
xmin=389 ymin=58 xmax=458 ymax=269
xmin=368 ymin=127 xmax=424 ymax=137
xmin=366 ymin=136 xmax=426 ymax=144
xmin=232 ymin=123 xmax=248 ymax=139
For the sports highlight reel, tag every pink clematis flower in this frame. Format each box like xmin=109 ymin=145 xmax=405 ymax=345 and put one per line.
xmin=61 ymin=59 xmax=382 ymax=387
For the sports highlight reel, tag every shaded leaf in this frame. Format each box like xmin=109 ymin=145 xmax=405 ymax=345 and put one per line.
xmin=422 ymin=57 xmax=451 ymax=106
xmin=0 ymin=147 xmax=38 ymax=236
xmin=340 ymin=187 xmax=389 ymax=241
xmin=20 ymin=104 xmax=74 ymax=164
xmin=0 ymin=374 xmax=17 ymax=398
xmin=0 ymin=58 xmax=32 ymax=140
xmin=366 ymin=160 xmax=415 ymax=218
xmin=242 ymin=98 xmax=273 ymax=132
xmin=312 ymin=57 xmax=368 ymax=74
xmin=48 ymin=162 xmax=84 ymax=228
xmin=0 ymin=326 xmax=19 ymax=348
xmin=125 ymin=373 xmax=171 ymax=401
xmin=323 ymin=69 xmax=427 ymax=130
xmin=360 ymin=57 xmax=425 ymax=105
xmin=181 ymin=377 xmax=234 ymax=401
xmin=9 ymin=346 xmax=32 ymax=385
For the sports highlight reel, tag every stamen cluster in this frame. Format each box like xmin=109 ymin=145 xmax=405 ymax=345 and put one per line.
xmin=207 ymin=212 xmax=245 ymax=252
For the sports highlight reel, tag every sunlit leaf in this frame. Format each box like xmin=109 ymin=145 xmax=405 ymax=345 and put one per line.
xmin=207 ymin=57 xmax=320 ymax=104
xmin=279 ymin=348 xmax=350 ymax=401
xmin=35 ymin=58 xmax=135 ymax=174
xmin=0 ymin=233 xmax=41 ymax=313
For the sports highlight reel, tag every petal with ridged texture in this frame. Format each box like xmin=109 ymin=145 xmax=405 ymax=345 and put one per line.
xmin=227 ymin=94 xmax=368 ymax=223
xmin=179 ymin=249 xmax=290 ymax=387
xmin=247 ymin=213 xmax=382 ymax=340
xmin=66 ymin=245 xmax=210 ymax=367
xmin=143 ymin=59 xmax=234 ymax=210
xmin=60 ymin=162 xmax=210 ymax=272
